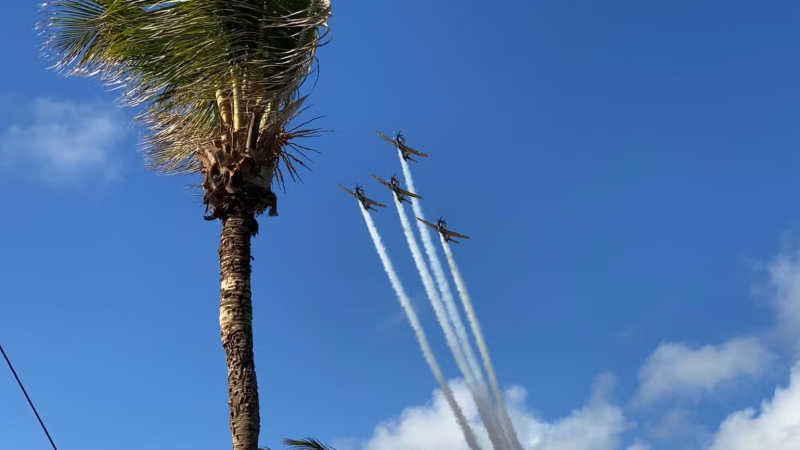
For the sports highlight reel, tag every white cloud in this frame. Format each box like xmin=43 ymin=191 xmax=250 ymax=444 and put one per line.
xmin=0 ymin=98 xmax=127 ymax=184
xmin=649 ymin=409 xmax=692 ymax=440
xmin=765 ymin=246 xmax=800 ymax=346
xmin=634 ymin=337 xmax=773 ymax=406
xmin=707 ymin=362 xmax=800 ymax=450
xmin=643 ymin=408 xmax=710 ymax=450
xmin=703 ymin=249 xmax=800 ymax=450
xmin=626 ymin=441 xmax=650 ymax=450
xmin=352 ymin=377 xmax=626 ymax=450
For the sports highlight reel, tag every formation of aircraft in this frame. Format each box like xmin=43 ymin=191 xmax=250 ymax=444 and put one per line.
xmin=372 ymin=174 xmax=421 ymax=204
xmin=417 ymin=217 xmax=471 ymax=244
xmin=338 ymin=184 xmax=386 ymax=212
xmin=340 ymin=131 xmax=470 ymax=242
xmin=376 ymin=131 xmax=429 ymax=163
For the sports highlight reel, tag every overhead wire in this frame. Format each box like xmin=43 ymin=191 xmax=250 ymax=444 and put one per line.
xmin=0 ymin=343 xmax=58 ymax=450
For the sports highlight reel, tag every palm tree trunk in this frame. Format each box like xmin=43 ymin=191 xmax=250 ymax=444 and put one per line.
xmin=219 ymin=212 xmax=260 ymax=450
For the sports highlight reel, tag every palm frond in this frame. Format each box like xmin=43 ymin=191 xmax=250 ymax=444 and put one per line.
xmin=283 ymin=437 xmax=336 ymax=450
xmin=272 ymin=105 xmax=328 ymax=192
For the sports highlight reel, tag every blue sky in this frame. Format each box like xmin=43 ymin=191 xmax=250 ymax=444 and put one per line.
xmin=3 ymin=1 xmax=800 ymax=449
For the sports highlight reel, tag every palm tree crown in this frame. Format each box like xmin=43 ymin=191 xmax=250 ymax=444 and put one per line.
xmin=41 ymin=0 xmax=332 ymax=220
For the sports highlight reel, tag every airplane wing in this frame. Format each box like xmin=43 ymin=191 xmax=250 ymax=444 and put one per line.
xmin=397 ymin=187 xmax=422 ymax=199
xmin=364 ymin=197 xmax=387 ymax=208
xmin=443 ymin=229 xmax=471 ymax=240
xmin=400 ymin=144 xmax=429 ymax=158
xmin=417 ymin=218 xmax=439 ymax=230
xmin=338 ymin=185 xmax=357 ymax=198
xmin=375 ymin=131 xmax=397 ymax=146
xmin=371 ymin=174 xmax=393 ymax=189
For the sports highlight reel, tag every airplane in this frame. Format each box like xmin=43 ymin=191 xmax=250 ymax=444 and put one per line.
xmin=376 ymin=130 xmax=429 ymax=162
xmin=371 ymin=174 xmax=421 ymax=204
xmin=417 ymin=216 xmax=471 ymax=244
xmin=339 ymin=184 xmax=387 ymax=212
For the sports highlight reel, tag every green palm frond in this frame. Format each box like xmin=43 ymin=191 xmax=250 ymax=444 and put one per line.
xmin=283 ymin=437 xmax=336 ymax=450
xmin=40 ymin=0 xmax=332 ymax=176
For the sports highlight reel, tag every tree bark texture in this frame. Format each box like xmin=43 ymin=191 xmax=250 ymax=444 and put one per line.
xmin=219 ymin=212 xmax=260 ymax=450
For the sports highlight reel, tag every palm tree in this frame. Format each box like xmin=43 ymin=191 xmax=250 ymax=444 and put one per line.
xmin=40 ymin=1 xmax=332 ymax=449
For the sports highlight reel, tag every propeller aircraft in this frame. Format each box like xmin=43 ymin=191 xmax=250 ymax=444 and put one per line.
xmin=417 ymin=216 xmax=471 ymax=244
xmin=372 ymin=174 xmax=421 ymax=204
xmin=376 ymin=131 xmax=429 ymax=162
xmin=339 ymin=184 xmax=387 ymax=212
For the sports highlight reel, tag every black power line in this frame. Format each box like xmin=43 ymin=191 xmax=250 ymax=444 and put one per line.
xmin=0 ymin=343 xmax=58 ymax=450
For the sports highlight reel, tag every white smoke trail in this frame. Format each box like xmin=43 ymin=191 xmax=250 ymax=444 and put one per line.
xmin=393 ymin=195 xmax=509 ymax=450
xmin=393 ymin=196 xmax=469 ymax=375
xmin=358 ymin=205 xmax=482 ymax=450
xmin=398 ymin=156 xmax=510 ymax=450
xmin=399 ymin=156 xmax=483 ymax=380
xmin=441 ymin=235 xmax=524 ymax=450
